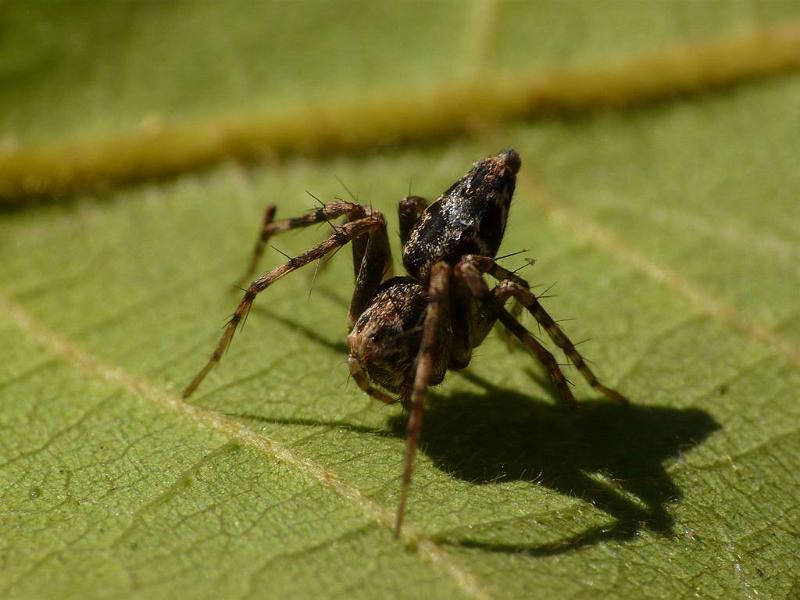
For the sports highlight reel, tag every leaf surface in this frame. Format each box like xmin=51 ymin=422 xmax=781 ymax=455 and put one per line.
xmin=2 ymin=2 xmax=799 ymax=598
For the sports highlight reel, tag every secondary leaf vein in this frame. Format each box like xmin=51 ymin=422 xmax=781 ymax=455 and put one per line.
xmin=0 ymin=290 xmax=492 ymax=600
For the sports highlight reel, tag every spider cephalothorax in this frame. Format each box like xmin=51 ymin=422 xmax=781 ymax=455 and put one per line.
xmin=183 ymin=149 xmax=628 ymax=537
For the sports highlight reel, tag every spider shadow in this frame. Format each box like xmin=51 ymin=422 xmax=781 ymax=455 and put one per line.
xmin=248 ymin=305 xmax=350 ymax=354
xmin=386 ymin=372 xmax=719 ymax=556
xmin=240 ymin=307 xmax=720 ymax=557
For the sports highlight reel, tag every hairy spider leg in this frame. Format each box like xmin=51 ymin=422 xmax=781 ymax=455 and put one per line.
xmin=395 ymin=260 xmax=451 ymax=537
xmin=463 ymin=255 xmax=628 ymax=405
xmin=501 ymin=298 xmax=525 ymax=351
xmin=447 ymin=275 xmax=477 ymax=370
xmin=495 ymin=310 xmax=577 ymax=408
xmin=183 ymin=213 xmax=389 ymax=399
xmin=454 ymin=259 xmax=577 ymax=408
xmin=348 ymin=214 xmax=393 ymax=330
xmin=494 ymin=279 xmax=629 ymax=404
xmin=233 ymin=200 xmax=373 ymax=289
xmin=233 ymin=204 xmax=275 ymax=289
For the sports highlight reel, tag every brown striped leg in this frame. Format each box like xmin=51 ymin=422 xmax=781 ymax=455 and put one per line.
xmin=462 ymin=255 xmax=628 ymax=405
xmin=495 ymin=280 xmax=627 ymax=404
xmin=455 ymin=259 xmax=576 ymax=408
xmin=233 ymin=204 xmax=276 ymax=289
xmin=495 ymin=309 xmax=577 ymax=408
xmin=183 ymin=215 xmax=388 ymax=399
xmin=348 ymin=211 xmax=393 ymax=330
xmin=500 ymin=299 xmax=525 ymax=351
xmin=233 ymin=200 xmax=368 ymax=289
xmin=395 ymin=261 xmax=451 ymax=537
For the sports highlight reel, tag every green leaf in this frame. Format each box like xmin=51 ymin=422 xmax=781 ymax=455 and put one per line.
xmin=2 ymin=1 xmax=799 ymax=598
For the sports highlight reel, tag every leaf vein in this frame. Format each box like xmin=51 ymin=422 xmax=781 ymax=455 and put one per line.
xmin=516 ymin=173 xmax=800 ymax=371
xmin=0 ymin=291 xmax=492 ymax=600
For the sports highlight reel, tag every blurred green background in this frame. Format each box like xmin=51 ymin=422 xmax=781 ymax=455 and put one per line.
xmin=2 ymin=1 xmax=800 ymax=598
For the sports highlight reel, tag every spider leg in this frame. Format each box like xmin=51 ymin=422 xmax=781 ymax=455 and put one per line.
xmin=233 ymin=200 xmax=369 ymax=289
xmin=233 ymin=204 xmax=276 ymax=289
xmin=348 ymin=211 xmax=393 ymax=329
xmin=398 ymin=196 xmax=428 ymax=247
xmin=462 ymin=255 xmax=628 ymax=405
xmin=447 ymin=276 xmax=475 ymax=370
xmin=495 ymin=309 xmax=576 ymax=408
xmin=395 ymin=260 xmax=451 ymax=537
xmin=500 ymin=299 xmax=525 ymax=351
xmin=455 ymin=260 xmax=576 ymax=408
xmin=183 ymin=214 xmax=388 ymax=399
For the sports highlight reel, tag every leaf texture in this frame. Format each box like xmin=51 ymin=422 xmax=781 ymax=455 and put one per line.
xmin=1 ymin=1 xmax=799 ymax=598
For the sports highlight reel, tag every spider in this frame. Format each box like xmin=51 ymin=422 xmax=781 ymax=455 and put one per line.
xmin=182 ymin=149 xmax=628 ymax=537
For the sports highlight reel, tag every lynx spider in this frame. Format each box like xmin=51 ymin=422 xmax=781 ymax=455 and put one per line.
xmin=183 ymin=150 xmax=628 ymax=536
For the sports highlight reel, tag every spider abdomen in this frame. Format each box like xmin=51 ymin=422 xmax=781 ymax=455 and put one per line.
xmin=347 ymin=277 xmax=451 ymax=396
